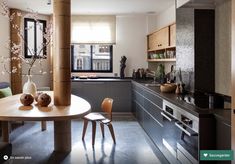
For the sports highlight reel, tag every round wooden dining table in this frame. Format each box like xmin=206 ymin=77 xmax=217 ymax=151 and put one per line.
xmin=0 ymin=91 xmax=91 ymax=152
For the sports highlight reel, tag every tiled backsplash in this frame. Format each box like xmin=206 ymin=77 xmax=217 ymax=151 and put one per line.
xmin=176 ymin=8 xmax=195 ymax=92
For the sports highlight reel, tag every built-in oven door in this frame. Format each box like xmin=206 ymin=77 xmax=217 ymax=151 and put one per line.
xmin=175 ymin=121 xmax=199 ymax=164
xmin=161 ymin=110 xmax=182 ymax=164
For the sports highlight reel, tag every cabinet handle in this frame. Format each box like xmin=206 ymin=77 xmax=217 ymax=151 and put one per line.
xmin=175 ymin=122 xmax=198 ymax=136
xmin=161 ymin=112 xmax=173 ymax=122
xmin=83 ymin=82 xmax=105 ymax=84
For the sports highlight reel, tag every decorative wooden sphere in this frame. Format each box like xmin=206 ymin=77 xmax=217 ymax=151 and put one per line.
xmin=35 ymin=92 xmax=43 ymax=102
xmin=37 ymin=93 xmax=51 ymax=107
xmin=20 ymin=93 xmax=34 ymax=106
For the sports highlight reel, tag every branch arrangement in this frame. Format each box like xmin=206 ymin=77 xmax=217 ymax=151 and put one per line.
xmin=0 ymin=0 xmax=53 ymax=76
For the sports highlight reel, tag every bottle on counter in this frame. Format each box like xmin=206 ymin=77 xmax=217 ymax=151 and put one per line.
xmin=132 ymin=69 xmax=136 ymax=79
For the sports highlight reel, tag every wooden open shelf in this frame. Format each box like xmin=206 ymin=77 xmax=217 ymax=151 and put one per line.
xmin=147 ymin=46 xmax=176 ymax=52
xmin=147 ymin=58 xmax=176 ymax=62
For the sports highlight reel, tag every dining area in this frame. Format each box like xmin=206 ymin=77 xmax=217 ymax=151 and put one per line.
xmin=0 ymin=82 xmax=161 ymax=164
xmin=0 ymin=81 xmax=91 ymax=161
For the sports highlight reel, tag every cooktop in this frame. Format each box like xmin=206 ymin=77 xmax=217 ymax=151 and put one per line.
xmin=176 ymin=92 xmax=228 ymax=109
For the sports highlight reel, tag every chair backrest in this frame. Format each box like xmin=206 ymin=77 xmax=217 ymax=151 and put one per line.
xmin=101 ymin=98 xmax=113 ymax=120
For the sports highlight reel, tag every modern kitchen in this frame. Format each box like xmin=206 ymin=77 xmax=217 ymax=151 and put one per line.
xmin=0 ymin=0 xmax=235 ymax=164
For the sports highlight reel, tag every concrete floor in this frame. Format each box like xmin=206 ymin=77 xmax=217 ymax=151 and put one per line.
xmin=3 ymin=114 xmax=165 ymax=164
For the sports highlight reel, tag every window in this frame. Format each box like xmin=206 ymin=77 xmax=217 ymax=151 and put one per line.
xmin=24 ymin=18 xmax=46 ymax=58
xmin=71 ymin=44 xmax=113 ymax=72
xmin=71 ymin=15 xmax=116 ymax=44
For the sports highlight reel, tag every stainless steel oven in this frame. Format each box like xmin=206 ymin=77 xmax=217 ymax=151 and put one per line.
xmin=162 ymin=100 xmax=199 ymax=164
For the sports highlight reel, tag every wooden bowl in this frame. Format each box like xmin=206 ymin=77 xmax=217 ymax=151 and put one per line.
xmin=160 ymin=83 xmax=177 ymax=93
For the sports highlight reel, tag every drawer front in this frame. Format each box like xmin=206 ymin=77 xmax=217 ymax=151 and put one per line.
xmin=133 ymin=90 xmax=144 ymax=107
xmin=177 ymin=149 xmax=193 ymax=164
xmin=144 ymin=89 xmax=163 ymax=108
xmin=143 ymin=110 xmax=163 ymax=148
xmin=132 ymin=83 xmax=144 ymax=94
xmin=144 ymin=98 xmax=163 ymax=125
xmin=135 ymin=101 xmax=144 ymax=126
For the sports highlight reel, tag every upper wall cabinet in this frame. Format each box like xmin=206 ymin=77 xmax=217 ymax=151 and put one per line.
xmin=170 ymin=24 xmax=176 ymax=47
xmin=147 ymin=26 xmax=169 ymax=51
xmin=147 ymin=23 xmax=176 ymax=62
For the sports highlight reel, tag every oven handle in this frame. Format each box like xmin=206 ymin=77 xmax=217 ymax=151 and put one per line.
xmin=175 ymin=122 xmax=198 ymax=136
xmin=161 ymin=112 xmax=174 ymax=122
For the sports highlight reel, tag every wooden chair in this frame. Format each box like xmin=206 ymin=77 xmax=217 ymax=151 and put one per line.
xmin=82 ymin=98 xmax=116 ymax=146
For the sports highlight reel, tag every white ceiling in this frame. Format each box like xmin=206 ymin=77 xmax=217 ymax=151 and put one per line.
xmin=6 ymin=0 xmax=175 ymax=15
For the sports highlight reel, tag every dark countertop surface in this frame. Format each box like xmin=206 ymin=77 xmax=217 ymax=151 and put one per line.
xmin=213 ymin=109 xmax=231 ymax=125
xmin=72 ymin=78 xmax=132 ymax=82
xmin=132 ymin=80 xmax=231 ymax=124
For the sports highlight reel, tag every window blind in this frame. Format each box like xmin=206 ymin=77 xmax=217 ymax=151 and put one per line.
xmin=71 ymin=15 xmax=116 ymax=44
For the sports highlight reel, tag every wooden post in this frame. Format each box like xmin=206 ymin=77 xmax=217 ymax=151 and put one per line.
xmin=54 ymin=120 xmax=71 ymax=152
xmin=53 ymin=0 xmax=71 ymax=106
xmin=53 ymin=0 xmax=71 ymax=152
xmin=1 ymin=121 xmax=9 ymax=143
xmin=10 ymin=9 xmax=22 ymax=94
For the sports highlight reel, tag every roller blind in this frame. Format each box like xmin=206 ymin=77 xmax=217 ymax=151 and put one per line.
xmin=71 ymin=15 xmax=116 ymax=44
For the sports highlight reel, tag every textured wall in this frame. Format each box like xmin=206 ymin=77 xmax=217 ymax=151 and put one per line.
xmin=215 ymin=0 xmax=231 ymax=96
xmin=0 ymin=9 xmax=10 ymax=83
xmin=176 ymin=8 xmax=195 ymax=92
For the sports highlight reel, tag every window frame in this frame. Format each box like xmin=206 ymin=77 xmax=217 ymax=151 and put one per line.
xmin=24 ymin=18 xmax=47 ymax=58
xmin=71 ymin=44 xmax=113 ymax=73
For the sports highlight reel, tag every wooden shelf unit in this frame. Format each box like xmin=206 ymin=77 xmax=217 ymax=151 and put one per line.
xmin=147 ymin=58 xmax=176 ymax=62
xmin=147 ymin=23 xmax=176 ymax=62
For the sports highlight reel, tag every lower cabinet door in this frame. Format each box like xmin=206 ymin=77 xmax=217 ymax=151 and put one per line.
xmin=177 ymin=149 xmax=192 ymax=164
xmin=135 ymin=102 xmax=144 ymax=126
xmin=143 ymin=110 xmax=163 ymax=149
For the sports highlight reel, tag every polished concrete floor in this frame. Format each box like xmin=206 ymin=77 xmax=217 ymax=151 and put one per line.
xmin=3 ymin=114 xmax=165 ymax=164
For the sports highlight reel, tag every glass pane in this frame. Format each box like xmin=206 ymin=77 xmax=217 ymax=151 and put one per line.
xmin=92 ymin=45 xmax=111 ymax=71
xmin=27 ymin=21 xmax=35 ymax=56
xmin=73 ymin=45 xmax=91 ymax=71
xmin=36 ymin=22 xmax=44 ymax=57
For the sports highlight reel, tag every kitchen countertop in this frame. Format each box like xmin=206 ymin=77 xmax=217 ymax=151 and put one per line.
xmin=72 ymin=77 xmax=231 ymax=124
xmin=72 ymin=77 xmax=132 ymax=82
xmin=132 ymin=80 xmax=231 ymax=123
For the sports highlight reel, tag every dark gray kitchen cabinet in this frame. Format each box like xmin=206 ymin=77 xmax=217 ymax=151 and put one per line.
xmin=132 ymin=82 xmax=163 ymax=149
xmin=135 ymin=101 xmax=144 ymax=126
xmin=71 ymin=81 xmax=131 ymax=112
xmin=143 ymin=109 xmax=163 ymax=147
xmin=215 ymin=111 xmax=231 ymax=164
xmin=216 ymin=120 xmax=231 ymax=150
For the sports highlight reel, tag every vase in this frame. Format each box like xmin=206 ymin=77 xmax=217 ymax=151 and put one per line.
xmin=23 ymin=75 xmax=37 ymax=97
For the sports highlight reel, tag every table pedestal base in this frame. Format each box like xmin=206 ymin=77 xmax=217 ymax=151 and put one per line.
xmin=1 ymin=121 xmax=9 ymax=143
xmin=54 ymin=120 xmax=71 ymax=152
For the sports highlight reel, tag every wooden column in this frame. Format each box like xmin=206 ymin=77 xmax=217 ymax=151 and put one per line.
xmin=10 ymin=9 xmax=22 ymax=94
xmin=1 ymin=121 xmax=9 ymax=143
xmin=53 ymin=0 xmax=71 ymax=153
xmin=54 ymin=120 xmax=71 ymax=152
xmin=53 ymin=0 xmax=71 ymax=106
